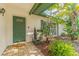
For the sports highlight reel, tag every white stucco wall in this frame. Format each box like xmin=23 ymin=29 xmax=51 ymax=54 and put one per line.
xmin=0 ymin=3 xmax=67 ymax=55
xmin=5 ymin=4 xmax=47 ymax=45
xmin=0 ymin=4 xmax=63 ymax=55
xmin=0 ymin=3 xmax=47 ymax=55
xmin=0 ymin=4 xmax=6 ymax=55
xmin=0 ymin=3 xmax=65 ymax=54
xmin=58 ymin=24 xmax=65 ymax=36
xmin=0 ymin=3 xmax=65 ymax=55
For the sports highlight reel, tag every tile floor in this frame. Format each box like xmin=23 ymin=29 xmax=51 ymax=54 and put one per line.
xmin=2 ymin=42 xmax=43 ymax=56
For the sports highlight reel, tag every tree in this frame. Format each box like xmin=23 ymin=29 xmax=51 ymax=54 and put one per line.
xmin=48 ymin=3 xmax=79 ymax=40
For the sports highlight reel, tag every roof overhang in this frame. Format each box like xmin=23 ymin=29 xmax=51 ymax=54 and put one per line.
xmin=29 ymin=3 xmax=53 ymax=17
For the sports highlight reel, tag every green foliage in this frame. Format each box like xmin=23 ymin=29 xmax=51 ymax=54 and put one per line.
xmin=50 ymin=16 xmax=65 ymax=24
xmin=41 ymin=20 xmax=50 ymax=35
xmin=48 ymin=39 xmax=78 ymax=56
xmin=75 ymin=16 xmax=79 ymax=38
xmin=64 ymin=16 xmax=79 ymax=38
xmin=48 ymin=3 xmax=79 ymax=39
xmin=64 ymin=16 xmax=72 ymax=36
xmin=76 ymin=16 xmax=79 ymax=33
xmin=64 ymin=3 xmax=76 ymax=11
xmin=48 ymin=3 xmax=60 ymax=10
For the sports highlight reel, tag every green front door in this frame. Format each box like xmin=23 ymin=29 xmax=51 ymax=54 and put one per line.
xmin=13 ymin=16 xmax=26 ymax=43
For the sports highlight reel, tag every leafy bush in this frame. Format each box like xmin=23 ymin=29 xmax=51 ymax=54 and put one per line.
xmin=48 ymin=39 xmax=78 ymax=56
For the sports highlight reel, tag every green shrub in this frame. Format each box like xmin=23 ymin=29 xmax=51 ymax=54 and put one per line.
xmin=48 ymin=39 xmax=79 ymax=56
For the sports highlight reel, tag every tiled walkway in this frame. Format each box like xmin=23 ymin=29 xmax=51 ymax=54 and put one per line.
xmin=2 ymin=39 xmax=79 ymax=56
xmin=2 ymin=42 xmax=43 ymax=56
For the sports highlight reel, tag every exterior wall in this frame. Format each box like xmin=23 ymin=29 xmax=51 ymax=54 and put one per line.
xmin=0 ymin=4 xmax=6 ymax=55
xmin=26 ymin=15 xmax=47 ymax=42
xmin=5 ymin=5 xmax=47 ymax=45
xmin=0 ymin=3 xmax=64 ymax=55
xmin=58 ymin=24 xmax=65 ymax=36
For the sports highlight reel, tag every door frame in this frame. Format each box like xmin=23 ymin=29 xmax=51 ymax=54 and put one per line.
xmin=13 ymin=16 xmax=26 ymax=43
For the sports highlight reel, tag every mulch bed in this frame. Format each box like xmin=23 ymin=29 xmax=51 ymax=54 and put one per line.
xmin=35 ymin=41 xmax=50 ymax=56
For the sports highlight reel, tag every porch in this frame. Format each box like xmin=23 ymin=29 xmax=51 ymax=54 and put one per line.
xmin=0 ymin=3 xmax=79 ymax=56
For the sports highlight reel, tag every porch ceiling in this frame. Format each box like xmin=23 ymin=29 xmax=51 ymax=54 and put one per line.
xmin=29 ymin=3 xmax=53 ymax=17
